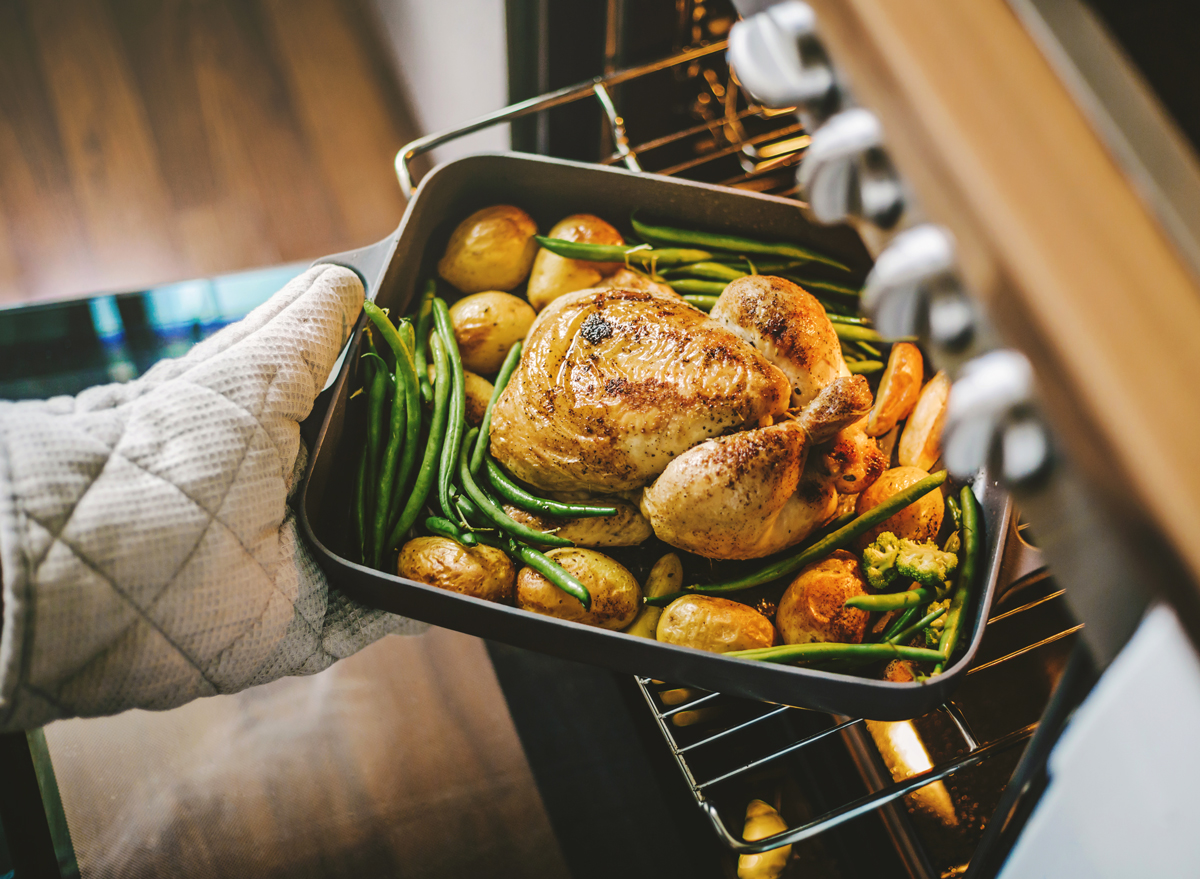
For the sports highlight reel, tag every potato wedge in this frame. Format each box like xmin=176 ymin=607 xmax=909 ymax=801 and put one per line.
xmin=898 ymin=370 xmax=950 ymax=471
xmin=865 ymin=342 xmax=924 ymax=437
xmin=655 ymin=595 xmax=775 ymax=654
xmin=449 ymin=291 xmax=536 ymax=374
xmin=527 ymin=214 xmax=624 ymax=311
xmin=463 ymin=370 xmax=494 ymax=427
xmin=438 ymin=205 xmax=538 ymax=293
xmin=516 ymin=548 xmax=640 ymax=629
xmin=398 ymin=537 xmax=514 ymax=603
xmin=776 ymin=550 xmax=870 ymax=645
xmin=854 ymin=466 xmax=944 ymax=548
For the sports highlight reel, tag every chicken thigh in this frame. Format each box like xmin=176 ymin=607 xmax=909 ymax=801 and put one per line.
xmin=641 ymin=376 xmax=872 ymax=559
xmin=489 ymin=286 xmax=791 ymax=493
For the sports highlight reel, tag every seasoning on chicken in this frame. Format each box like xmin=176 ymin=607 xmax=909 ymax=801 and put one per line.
xmin=488 ymin=286 xmax=791 ymax=493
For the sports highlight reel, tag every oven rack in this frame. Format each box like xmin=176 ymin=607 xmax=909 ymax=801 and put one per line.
xmin=395 ymin=38 xmax=807 ymax=199
xmin=634 ymin=564 xmax=1078 ymax=856
xmin=393 ymin=42 xmax=1081 ymax=868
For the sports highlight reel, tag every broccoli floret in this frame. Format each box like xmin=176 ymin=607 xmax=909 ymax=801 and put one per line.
xmin=862 ymin=532 xmax=902 ymax=590
xmin=861 ymin=533 xmax=958 ymax=591
xmin=897 ymin=541 xmax=958 ymax=588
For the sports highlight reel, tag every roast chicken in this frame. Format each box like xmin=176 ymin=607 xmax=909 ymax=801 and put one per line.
xmin=488 ymin=275 xmax=886 ymax=558
xmin=488 ymin=286 xmax=791 ymax=493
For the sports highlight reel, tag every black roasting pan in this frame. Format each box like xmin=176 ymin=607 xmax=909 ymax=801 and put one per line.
xmin=298 ymin=153 xmax=1011 ymax=721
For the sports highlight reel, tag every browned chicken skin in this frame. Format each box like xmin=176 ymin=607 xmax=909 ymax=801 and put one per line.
xmin=489 ymin=286 xmax=791 ymax=493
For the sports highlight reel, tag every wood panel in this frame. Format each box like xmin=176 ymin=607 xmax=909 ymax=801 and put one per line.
xmin=805 ymin=1 xmax=1200 ymax=624
xmin=0 ymin=0 xmax=414 ymax=307
xmin=44 ymin=629 xmax=571 ymax=879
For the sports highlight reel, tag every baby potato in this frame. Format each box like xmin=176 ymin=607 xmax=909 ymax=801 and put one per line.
xmin=398 ymin=536 xmax=514 ymax=603
xmin=438 ymin=205 xmax=538 ymax=293
xmin=854 ymin=466 xmax=944 ymax=548
xmin=516 ymin=548 xmax=640 ymax=629
xmin=527 ymin=214 xmax=625 ymax=311
xmin=504 ymin=500 xmax=652 ymax=548
xmin=655 ymin=596 xmax=775 ymax=654
xmin=738 ymin=800 xmax=791 ymax=879
xmin=463 ymin=370 xmax=494 ymax=427
xmin=865 ymin=342 xmax=924 ymax=437
xmin=776 ymin=550 xmax=870 ymax=645
xmin=898 ymin=370 xmax=950 ymax=471
xmin=449 ymin=291 xmax=536 ymax=374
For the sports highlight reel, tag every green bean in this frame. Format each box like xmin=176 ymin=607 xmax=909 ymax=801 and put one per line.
xmin=471 ymin=340 xmax=522 ymax=476
xmin=432 ymin=298 xmax=466 ymax=520
xmin=663 ymin=262 xmax=746 ymax=282
xmin=713 ymin=257 xmax=807 ymax=273
xmin=670 ymin=278 xmax=729 ymax=296
xmin=457 ymin=428 xmax=573 ymax=547
xmin=857 ymin=341 xmax=883 ymax=358
xmin=946 ymin=495 xmax=963 ymax=531
xmin=352 ymin=445 xmax=369 ymax=563
xmin=833 ymin=324 xmax=915 ymax=344
xmin=645 ymin=470 xmax=949 ymax=605
xmin=881 ymin=605 xmax=921 ymax=642
xmin=424 ymin=516 xmax=478 ymax=547
xmin=631 ymin=214 xmax=853 ymax=273
xmin=360 ymin=349 xmax=388 ymax=562
xmin=485 ymin=458 xmax=618 ymax=518
xmin=682 ymin=294 xmax=719 ymax=312
xmin=412 ymin=280 xmax=436 ymax=404
xmin=935 ymin=486 xmax=983 ymax=673
xmin=782 ymin=277 xmax=863 ymax=298
xmin=827 ymin=313 xmax=870 ymax=325
xmin=362 ymin=303 xmax=421 ymax=567
xmin=886 ymin=605 xmax=947 ymax=645
xmin=385 ymin=333 xmax=452 ymax=549
xmin=847 ymin=360 xmax=883 ymax=375
xmin=727 ymin=642 xmax=946 ymax=665
xmin=534 ymin=236 xmax=710 ymax=269
xmin=392 ymin=320 xmax=421 ymax=509
xmin=510 ymin=541 xmax=591 ymax=610
xmin=845 ymin=588 xmax=932 ymax=611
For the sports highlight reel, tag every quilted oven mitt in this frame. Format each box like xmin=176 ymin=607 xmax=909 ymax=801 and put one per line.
xmin=0 ymin=265 xmax=425 ymax=731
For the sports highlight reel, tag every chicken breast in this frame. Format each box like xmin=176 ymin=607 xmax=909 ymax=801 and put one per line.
xmin=710 ymin=275 xmax=849 ymax=407
xmin=489 ymin=287 xmax=791 ymax=492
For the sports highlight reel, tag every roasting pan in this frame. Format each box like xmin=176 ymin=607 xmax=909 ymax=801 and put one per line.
xmin=297 ymin=152 xmax=1010 ymax=720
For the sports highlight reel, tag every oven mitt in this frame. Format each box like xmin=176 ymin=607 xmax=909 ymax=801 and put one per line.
xmin=0 ymin=264 xmax=426 ymax=731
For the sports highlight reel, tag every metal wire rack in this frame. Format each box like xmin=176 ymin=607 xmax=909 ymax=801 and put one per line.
xmin=394 ymin=39 xmax=1082 ymax=872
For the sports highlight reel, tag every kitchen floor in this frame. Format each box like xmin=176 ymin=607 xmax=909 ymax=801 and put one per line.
xmin=0 ymin=0 xmax=413 ymax=307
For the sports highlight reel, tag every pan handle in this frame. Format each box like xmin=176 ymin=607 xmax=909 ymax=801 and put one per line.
xmin=311 ymin=232 xmax=399 ymax=303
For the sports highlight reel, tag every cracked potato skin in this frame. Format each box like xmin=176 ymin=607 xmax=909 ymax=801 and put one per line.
xmin=854 ymin=466 xmax=945 ymax=549
xmin=776 ymin=550 xmax=870 ymax=645
xmin=655 ymin=595 xmax=776 ymax=654
xmin=515 ymin=548 xmax=641 ymax=629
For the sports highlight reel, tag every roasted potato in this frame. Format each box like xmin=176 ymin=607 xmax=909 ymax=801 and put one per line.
xmin=776 ymin=550 xmax=870 ymax=645
xmin=625 ymin=552 xmax=685 ymax=639
xmin=883 ymin=659 xmax=918 ymax=683
xmin=463 ymin=370 xmax=494 ymax=427
xmin=865 ymin=342 xmax=924 ymax=437
xmin=527 ymin=214 xmax=624 ymax=311
xmin=655 ymin=595 xmax=775 ymax=654
xmin=854 ymin=466 xmax=944 ymax=548
xmin=449 ymin=291 xmax=537 ymax=374
xmin=398 ymin=537 xmax=514 ymax=603
xmin=504 ymin=500 xmax=652 ymax=547
xmin=898 ymin=370 xmax=950 ymax=471
xmin=516 ymin=548 xmax=640 ymax=629
xmin=438 ymin=205 xmax=538 ymax=293
xmin=737 ymin=800 xmax=791 ymax=879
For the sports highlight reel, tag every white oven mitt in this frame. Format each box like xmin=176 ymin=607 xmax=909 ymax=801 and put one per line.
xmin=0 ymin=264 xmax=425 ymax=731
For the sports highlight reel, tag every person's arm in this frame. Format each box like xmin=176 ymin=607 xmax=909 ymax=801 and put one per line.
xmin=0 ymin=265 xmax=424 ymax=731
